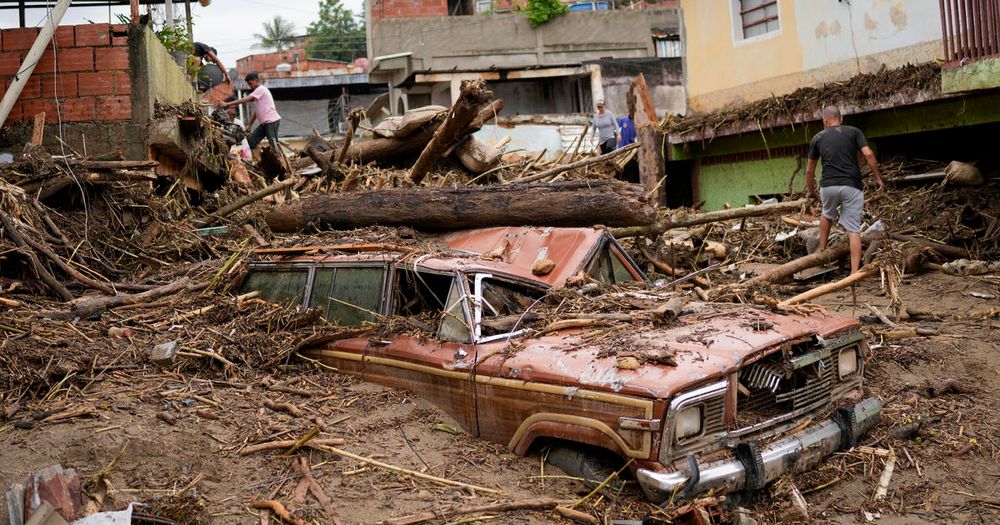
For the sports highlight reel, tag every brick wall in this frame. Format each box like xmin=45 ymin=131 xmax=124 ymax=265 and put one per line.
xmin=0 ymin=23 xmax=132 ymax=124
xmin=371 ymin=0 xmax=449 ymax=21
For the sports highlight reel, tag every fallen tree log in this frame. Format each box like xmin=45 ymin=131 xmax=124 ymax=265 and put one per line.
xmin=199 ymin=177 xmax=297 ymax=227
xmin=610 ymin=198 xmax=809 ymax=238
xmin=38 ymin=277 xmax=195 ymax=320
xmin=734 ymin=243 xmax=851 ymax=288
xmin=265 ymin=180 xmax=655 ymax=232
xmin=889 ymin=233 xmax=969 ymax=259
xmin=777 ymin=268 xmax=876 ymax=307
xmin=410 ymin=79 xmax=492 ymax=184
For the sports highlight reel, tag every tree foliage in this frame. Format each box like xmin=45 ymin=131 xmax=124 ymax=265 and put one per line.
xmin=255 ymin=16 xmax=296 ymax=51
xmin=307 ymin=0 xmax=366 ymax=62
xmin=523 ymin=0 xmax=569 ymax=27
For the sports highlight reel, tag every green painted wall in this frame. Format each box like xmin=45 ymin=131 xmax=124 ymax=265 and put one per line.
xmin=670 ymin=92 xmax=1000 ymax=161
xmin=675 ymin=90 xmax=1000 ymax=211
xmin=697 ymin=156 xmax=803 ymax=211
xmin=942 ymin=58 xmax=1000 ymax=94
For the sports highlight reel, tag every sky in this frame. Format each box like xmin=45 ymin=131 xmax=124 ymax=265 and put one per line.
xmin=0 ymin=0 xmax=365 ymax=70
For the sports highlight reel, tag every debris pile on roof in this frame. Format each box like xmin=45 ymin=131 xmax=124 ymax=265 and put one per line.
xmin=661 ymin=62 xmax=941 ymax=139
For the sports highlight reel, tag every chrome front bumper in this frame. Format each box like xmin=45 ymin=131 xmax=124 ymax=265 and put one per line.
xmin=637 ymin=398 xmax=882 ymax=503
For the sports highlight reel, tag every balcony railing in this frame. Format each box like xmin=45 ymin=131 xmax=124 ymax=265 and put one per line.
xmin=940 ymin=0 xmax=1000 ymax=65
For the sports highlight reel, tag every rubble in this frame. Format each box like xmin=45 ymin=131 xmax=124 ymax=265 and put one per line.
xmin=1 ymin=77 xmax=999 ymax=524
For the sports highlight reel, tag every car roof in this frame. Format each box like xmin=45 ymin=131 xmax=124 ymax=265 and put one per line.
xmin=252 ymin=226 xmax=610 ymax=288
xmin=432 ymin=226 xmax=606 ymax=287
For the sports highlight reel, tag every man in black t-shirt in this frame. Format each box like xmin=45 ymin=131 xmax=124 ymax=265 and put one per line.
xmin=192 ymin=42 xmax=231 ymax=87
xmin=805 ymin=105 xmax=884 ymax=274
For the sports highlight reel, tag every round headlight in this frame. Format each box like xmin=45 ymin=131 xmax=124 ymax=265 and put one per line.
xmin=675 ymin=405 xmax=703 ymax=440
xmin=838 ymin=347 xmax=858 ymax=379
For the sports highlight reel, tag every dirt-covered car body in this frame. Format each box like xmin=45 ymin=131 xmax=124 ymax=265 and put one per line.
xmin=240 ymin=227 xmax=880 ymax=502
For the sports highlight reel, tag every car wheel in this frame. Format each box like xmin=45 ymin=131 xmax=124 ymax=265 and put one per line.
xmin=544 ymin=443 xmax=626 ymax=490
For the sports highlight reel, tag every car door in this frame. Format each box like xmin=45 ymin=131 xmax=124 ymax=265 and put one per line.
xmin=363 ymin=267 xmax=479 ymax=434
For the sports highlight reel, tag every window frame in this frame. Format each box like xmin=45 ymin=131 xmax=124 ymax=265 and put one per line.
xmin=244 ymin=261 xmax=392 ymax=317
xmin=731 ymin=0 xmax=781 ymax=44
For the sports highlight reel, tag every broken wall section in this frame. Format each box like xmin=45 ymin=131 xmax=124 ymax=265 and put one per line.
xmin=0 ymin=23 xmax=195 ymax=160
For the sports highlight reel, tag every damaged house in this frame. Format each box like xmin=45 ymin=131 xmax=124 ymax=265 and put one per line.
xmin=664 ymin=0 xmax=1000 ymax=210
xmin=365 ymin=0 xmax=685 ymax=160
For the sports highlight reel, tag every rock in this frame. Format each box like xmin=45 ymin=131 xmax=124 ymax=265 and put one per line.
xmin=23 ymin=465 xmax=83 ymax=523
xmin=156 ymin=411 xmax=178 ymax=426
xmin=149 ymin=340 xmax=178 ymax=367
xmin=616 ymin=356 xmax=641 ymax=370
xmin=531 ymin=258 xmax=556 ymax=276
xmin=734 ymin=507 xmax=759 ymax=525
xmin=774 ymin=478 xmax=809 ymax=523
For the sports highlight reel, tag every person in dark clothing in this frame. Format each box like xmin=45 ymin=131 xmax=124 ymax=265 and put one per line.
xmin=192 ymin=42 xmax=231 ymax=87
xmin=805 ymin=105 xmax=884 ymax=274
xmin=618 ymin=115 xmax=636 ymax=147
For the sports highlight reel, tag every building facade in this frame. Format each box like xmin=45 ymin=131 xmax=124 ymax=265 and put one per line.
xmin=366 ymin=0 xmax=684 ymax=119
xmin=668 ymin=0 xmax=1000 ymax=210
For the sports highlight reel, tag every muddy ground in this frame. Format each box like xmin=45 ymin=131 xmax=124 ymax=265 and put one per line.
xmin=1 ymin=270 xmax=998 ymax=525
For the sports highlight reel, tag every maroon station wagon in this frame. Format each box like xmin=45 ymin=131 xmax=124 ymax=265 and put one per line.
xmin=240 ymin=226 xmax=881 ymax=502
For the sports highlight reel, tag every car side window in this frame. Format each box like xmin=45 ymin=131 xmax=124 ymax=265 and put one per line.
xmin=240 ymin=270 xmax=308 ymax=306
xmin=309 ymin=267 xmax=385 ymax=326
xmin=609 ymin=247 xmax=637 ymax=283
xmin=586 ymin=242 xmax=642 ymax=285
xmin=475 ymin=277 xmax=542 ymax=339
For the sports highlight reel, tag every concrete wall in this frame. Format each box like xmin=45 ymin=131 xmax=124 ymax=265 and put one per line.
xmin=370 ymin=9 xmax=678 ymax=75
xmin=591 ymin=58 xmax=685 ymax=117
xmin=131 ymin=25 xmax=196 ymax=123
xmin=681 ymin=0 xmax=944 ymax=113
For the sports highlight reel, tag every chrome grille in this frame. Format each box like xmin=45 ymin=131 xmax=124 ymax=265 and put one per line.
xmin=737 ymin=353 xmax=834 ymax=426
xmin=702 ymin=395 xmax=726 ymax=435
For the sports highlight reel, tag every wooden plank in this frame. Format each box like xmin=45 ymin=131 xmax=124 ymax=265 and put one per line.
xmin=30 ymin=111 xmax=45 ymax=146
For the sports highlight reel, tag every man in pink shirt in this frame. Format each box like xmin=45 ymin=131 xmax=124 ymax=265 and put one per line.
xmin=220 ymin=72 xmax=282 ymax=151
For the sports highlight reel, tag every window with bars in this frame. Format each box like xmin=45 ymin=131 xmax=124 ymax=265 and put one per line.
xmin=737 ymin=0 xmax=780 ymax=39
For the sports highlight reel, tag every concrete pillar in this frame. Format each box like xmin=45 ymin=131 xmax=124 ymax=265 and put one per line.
xmin=450 ymin=78 xmax=463 ymax=105
xmin=588 ymin=64 xmax=605 ymax=108
xmin=165 ymin=0 xmax=174 ymax=27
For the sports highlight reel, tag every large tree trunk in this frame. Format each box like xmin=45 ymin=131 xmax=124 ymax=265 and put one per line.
xmin=265 ymin=180 xmax=655 ymax=233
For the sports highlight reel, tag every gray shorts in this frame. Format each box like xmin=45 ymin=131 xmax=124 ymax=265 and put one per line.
xmin=820 ymin=185 xmax=864 ymax=233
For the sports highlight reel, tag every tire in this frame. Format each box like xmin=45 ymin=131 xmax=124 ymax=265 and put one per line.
xmin=544 ymin=443 xmax=626 ymax=490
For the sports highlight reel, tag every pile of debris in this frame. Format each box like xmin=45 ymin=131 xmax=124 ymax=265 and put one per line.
xmin=661 ymin=62 xmax=941 ymax=139
xmin=2 ymin=65 xmax=999 ymax=524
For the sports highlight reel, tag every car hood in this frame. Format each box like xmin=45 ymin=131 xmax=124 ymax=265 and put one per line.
xmin=476 ymin=302 xmax=859 ymax=399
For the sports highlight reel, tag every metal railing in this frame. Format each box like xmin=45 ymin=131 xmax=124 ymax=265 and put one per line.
xmin=940 ymin=0 xmax=1000 ymax=65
